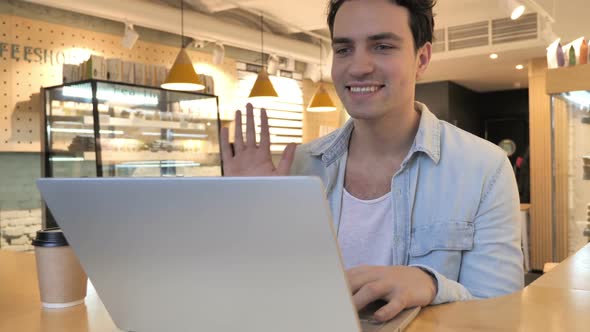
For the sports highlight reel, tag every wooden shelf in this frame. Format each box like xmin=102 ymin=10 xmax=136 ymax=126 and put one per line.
xmin=546 ymin=64 xmax=590 ymax=94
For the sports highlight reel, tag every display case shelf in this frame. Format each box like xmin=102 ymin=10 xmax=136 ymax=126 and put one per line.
xmin=82 ymin=151 xmax=212 ymax=163
xmin=82 ymin=116 xmax=209 ymax=130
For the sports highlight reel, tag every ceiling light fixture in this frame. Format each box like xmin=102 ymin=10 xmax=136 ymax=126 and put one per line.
xmin=504 ymin=0 xmax=526 ymax=20
xmin=161 ymin=0 xmax=205 ymax=91
xmin=121 ymin=23 xmax=139 ymax=50
xmin=267 ymin=54 xmax=280 ymax=76
xmin=248 ymin=13 xmax=279 ymax=100
xmin=212 ymin=42 xmax=225 ymax=65
xmin=490 ymin=53 xmax=499 ymax=59
xmin=307 ymin=41 xmax=336 ymax=112
xmin=515 ymin=64 xmax=524 ymax=70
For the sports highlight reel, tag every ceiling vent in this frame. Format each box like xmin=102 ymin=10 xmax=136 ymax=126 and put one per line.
xmin=433 ymin=13 xmax=538 ymax=53
xmin=448 ymin=21 xmax=489 ymax=51
xmin=432 ymin=29 xmax=446 ymax=53
xmin=492 ymin=13 xmax=538 ymax=44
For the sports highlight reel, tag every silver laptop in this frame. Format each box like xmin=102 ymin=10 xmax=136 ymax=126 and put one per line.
xmin=37 ymin=177 xmax=420 ymax=332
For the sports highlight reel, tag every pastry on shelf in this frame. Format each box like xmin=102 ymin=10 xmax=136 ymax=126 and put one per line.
xmin=67 ymin=136 xmax=95 ymax=152
xmin=160 ymin=112 xmax=173 ymax=121
xmin=97 ymin=104 xmax=109 ymax=113
xmin=148 ymin=140 xmax=175 ymax=153
xmin=120 ymin=110 xmax=131 ymax=119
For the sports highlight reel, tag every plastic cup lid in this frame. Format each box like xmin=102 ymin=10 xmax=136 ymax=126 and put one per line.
xmin=31 ymin=228 xmax=69 ymax=247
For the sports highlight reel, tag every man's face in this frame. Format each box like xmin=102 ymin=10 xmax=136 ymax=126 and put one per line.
xmin=331 ymin=0 xmax=430 ymax=121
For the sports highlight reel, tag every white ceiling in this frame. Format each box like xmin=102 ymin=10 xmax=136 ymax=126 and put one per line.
xmin=27 ymin=0 xmax=590 ymax=92
xmin=423 ymin=0 xmax=588 ymax=91
xmin=179 ymin=0 xmax=588 ymax=92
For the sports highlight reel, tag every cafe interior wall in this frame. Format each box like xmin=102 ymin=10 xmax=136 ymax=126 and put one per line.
xmin=0 ymin=14 xmax=240 ymax=153
xmin=0 ymin=2 xmax=345 ymax=250
xmin=0 ymin=11 xmax=235 ymax=250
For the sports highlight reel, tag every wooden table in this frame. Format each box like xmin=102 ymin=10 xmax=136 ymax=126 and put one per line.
xmin=0 ymin=251 xmax=118 ymax=332
xmin=529 ymin=242 xmax=590 ymax=291
xmin=406 ymin=243 xmax=590 ymax=332
xmin=2 ymin=244 xmax=590 ymax=332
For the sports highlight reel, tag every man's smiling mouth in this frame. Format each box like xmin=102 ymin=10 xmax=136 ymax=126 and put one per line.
xmin=346 ymin=85 xmax=385 ymax=94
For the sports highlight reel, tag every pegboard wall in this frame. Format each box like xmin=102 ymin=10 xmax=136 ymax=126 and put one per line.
xmin=0 ymin=14 xmax=238 ymax=152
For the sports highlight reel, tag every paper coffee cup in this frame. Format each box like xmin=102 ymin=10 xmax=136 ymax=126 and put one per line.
xmin=32 ymin=229 xmax=87 ymax=309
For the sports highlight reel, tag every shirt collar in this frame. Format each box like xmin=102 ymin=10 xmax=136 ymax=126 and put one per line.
xmin=309 ymin=101 xmax=441 ymax=165
xmin=411 ymin=101 xmax=441 ymax=164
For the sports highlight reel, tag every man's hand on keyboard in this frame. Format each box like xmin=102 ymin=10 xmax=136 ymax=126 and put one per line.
xmin=346 ymin=265 xmax=437 ymax=322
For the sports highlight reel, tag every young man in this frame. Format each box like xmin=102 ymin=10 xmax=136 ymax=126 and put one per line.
xmin=220 ymin=0 xmax=523 ymax=322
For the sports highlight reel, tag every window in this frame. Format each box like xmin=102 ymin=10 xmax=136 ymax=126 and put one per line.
xmin=236 ymin=63 xmax=303 ymax=153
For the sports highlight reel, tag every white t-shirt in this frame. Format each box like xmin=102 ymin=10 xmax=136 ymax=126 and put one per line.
xmin=337 ymin=188 xmax=394 ymax=270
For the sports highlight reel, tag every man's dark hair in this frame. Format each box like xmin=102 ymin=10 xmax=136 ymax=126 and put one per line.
xmin=327 ymin=0 xmax=436 ymax=51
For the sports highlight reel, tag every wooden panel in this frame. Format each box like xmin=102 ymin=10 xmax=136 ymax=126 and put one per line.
xmin=546 ymin=64 xmax=590 ymax=94
xmin=0 ymin=14 xmax=237 ymax=152
xmin=553 ymin=98 xmax=569 ymax=261
xmin=528 ymin=58 xmax=553 ymax=270
xmin=301 ymin=79 xmax=346 ymax=143
xmin=528 ymin=59 xmax=590 ymax=268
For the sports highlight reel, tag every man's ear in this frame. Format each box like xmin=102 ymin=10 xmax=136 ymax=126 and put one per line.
xmin=415 ymin=42 xmax=432 ymax=80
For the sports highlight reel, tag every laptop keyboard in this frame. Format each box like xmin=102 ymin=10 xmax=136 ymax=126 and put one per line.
xmin=359 ymin=316 xmax=387 ymax=332
xmin=358 ymin=301 xmax=387 ymax=332
xmin=357 ymin=304 xmax=421 ymax=332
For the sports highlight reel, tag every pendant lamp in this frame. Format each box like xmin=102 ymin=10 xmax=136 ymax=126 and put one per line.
xmin=161 ymin=0 xmax=205 ymax=91
xmin=248 ymin=13 xmax=278 ymax=99
xmin=307 ymin=41 xmax=336 ymax=112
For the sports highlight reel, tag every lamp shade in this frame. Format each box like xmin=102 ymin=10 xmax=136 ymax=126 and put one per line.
xmin=161 ymin=48 xmax=205 ymax=91
xmin=248 ymin=67 xmax=278 ymax=98
xmin=307 ymin=84 xmax=336 ymax=112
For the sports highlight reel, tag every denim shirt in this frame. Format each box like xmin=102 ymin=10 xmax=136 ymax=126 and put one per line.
xmin=291 ymin=102 xmax=524 ymax=305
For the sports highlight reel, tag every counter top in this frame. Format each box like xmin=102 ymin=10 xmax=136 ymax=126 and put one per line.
xmin=0 ymin=251 xmax=117 ymax=331
xmin=406 ymin=286 xmax=590 ymax=332
xmin=529 ymin=243 xmax=590 ymax=290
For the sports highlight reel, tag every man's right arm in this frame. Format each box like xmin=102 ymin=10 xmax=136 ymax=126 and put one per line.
xmin=420 ymin=155 xmax=524 ymax=305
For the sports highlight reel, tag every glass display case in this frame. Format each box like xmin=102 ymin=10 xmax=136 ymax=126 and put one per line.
xmin=42 ymin=79 xmax=222 ymax=179
xmin=549 ymin=67 xmax=590 ymax=256
xmin=41 ymin=80 xmax=222 ymax=228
